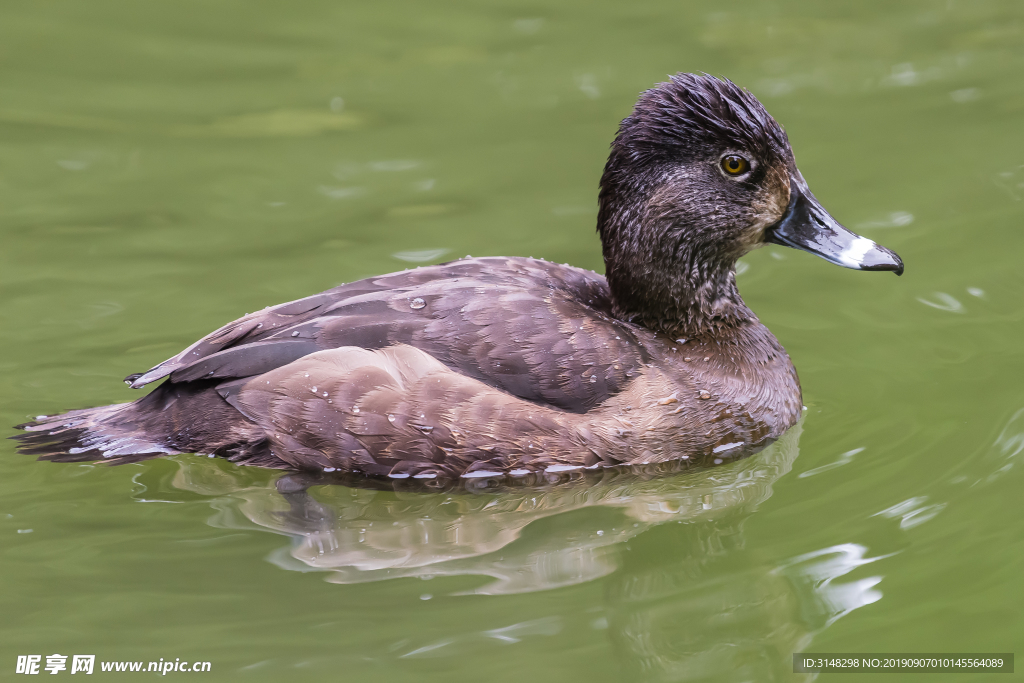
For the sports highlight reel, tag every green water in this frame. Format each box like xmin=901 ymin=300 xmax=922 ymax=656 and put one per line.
xmin=2 ymin=0 xmax=1022 ymax=681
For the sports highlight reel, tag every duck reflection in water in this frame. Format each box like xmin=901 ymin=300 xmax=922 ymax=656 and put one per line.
xmin=153 ymin=425 xmax=887 ymax=681
xmin=173 ymin=428 xmax=802 ymax=591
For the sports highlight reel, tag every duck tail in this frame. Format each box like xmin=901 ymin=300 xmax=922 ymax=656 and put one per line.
xmin=13 ymin=381 xmax=283 ymax=467
xmin=13 ymin=403 xmax=181 ymax=465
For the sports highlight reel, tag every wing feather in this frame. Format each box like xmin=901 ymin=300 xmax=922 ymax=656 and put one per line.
xmin=126 ymin=258 xmax=650 ymax=412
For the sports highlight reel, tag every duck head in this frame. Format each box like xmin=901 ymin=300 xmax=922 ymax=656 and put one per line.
xmin=598 ymin=73 xmax=902 ymax=337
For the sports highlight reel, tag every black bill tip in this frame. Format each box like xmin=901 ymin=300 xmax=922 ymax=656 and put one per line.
xmin=846 ymin=238 xmax=904 ymax=276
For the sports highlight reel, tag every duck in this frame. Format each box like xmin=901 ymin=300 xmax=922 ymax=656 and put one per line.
xmin=16 ymin=74 xmax=903 ymax=480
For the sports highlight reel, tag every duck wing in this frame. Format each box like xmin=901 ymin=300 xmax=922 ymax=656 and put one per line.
xmin=125 ymin=257 xmax=651 ymax=413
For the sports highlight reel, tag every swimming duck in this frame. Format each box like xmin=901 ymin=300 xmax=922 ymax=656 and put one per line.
xmin=17 ymin=74 xmax=903 ymax=479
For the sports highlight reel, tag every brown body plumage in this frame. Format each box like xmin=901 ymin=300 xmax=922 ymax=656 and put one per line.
xmin=14 ymin=74 xmax=903 ymax=480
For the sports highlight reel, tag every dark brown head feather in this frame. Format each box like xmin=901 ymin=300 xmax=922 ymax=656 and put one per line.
xmin=597 ymin=74 xmax=795 ymax=337
xmin=612 ymin=73 xmax=789 ymax=163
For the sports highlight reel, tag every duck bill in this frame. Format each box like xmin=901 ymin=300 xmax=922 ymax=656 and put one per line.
xmin=765 ymin=172 xmax=904 ymax=275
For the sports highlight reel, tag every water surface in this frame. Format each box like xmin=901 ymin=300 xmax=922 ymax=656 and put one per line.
xmin=2 ymin=1 xmax=1023 ymax=681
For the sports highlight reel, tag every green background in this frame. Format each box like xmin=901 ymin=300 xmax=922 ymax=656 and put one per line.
xmin=1 ymin=1 xmax=1022 ymax=681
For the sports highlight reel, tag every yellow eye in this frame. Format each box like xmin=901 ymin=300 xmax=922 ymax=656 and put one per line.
xmin=721 ymin=155 xmax=750 ymax=176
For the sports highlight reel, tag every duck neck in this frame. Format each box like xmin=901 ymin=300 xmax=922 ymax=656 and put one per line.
xmin=605 ymin=247 xmax=755 ymax=340
xmin=598 ymin=193 xmax=756 ymax=340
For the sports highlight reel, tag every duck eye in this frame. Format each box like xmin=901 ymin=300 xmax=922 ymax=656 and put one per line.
xmin=721 ymin=155 xmax=750 ymax=176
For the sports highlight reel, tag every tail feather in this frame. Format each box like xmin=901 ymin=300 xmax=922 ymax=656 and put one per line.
xmin=13 ymin=381 xmax=288 ymax=468
xmin=13 ymin=405 xmax=180 ymax=465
